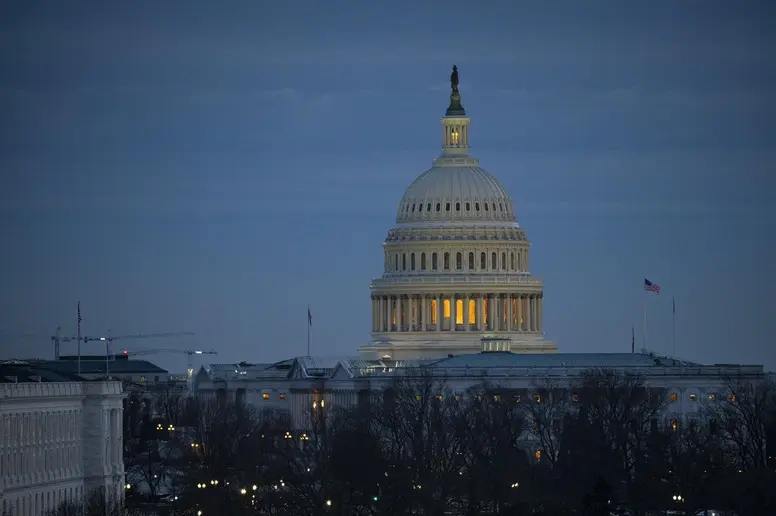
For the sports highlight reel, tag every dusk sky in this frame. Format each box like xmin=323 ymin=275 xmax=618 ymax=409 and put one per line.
xmin=1 ymin=1 xmax=774 ymax=372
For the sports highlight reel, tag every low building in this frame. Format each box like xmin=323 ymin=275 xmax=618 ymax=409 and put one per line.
xmin=192 ymin=347 xmax=767 ymax=432
xmin=38 ymin=355 xmax=169 ymax=385
xmin=0 ymin=360 xmax=125 ymax=516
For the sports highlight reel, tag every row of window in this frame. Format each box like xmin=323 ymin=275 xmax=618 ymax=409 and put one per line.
xmin=391 ymin=250 xmax=525 ymax=272
xmin=403 ymin=200 xmax=510 ymax=216
xmin=262 ymin=393 xmax=287 ymax=400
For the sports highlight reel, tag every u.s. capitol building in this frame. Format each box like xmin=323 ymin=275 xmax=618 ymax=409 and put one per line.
xmin=194 ymin=67 xmax=765 ymax=429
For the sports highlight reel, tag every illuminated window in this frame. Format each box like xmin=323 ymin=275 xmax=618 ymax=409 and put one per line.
xmin=436 ymin=395 xmax=443 ymax=401
xmin=533 ymin=394 xmax=542 ymax=403
xmin=670 ymin=418 xmax=678 ymax=432
xmin=669 ymin=393 xmax=678 ymax=402
xmin=456 ymin=299 xmax=464 ymax=325
xmin=728 ymin=393 xmax=736 ymax=401
xmin=431 ymin=299 xmax=437 ymax=324
xmin=451 ymin=128 xmax=459 ymax=145
xmin=468 ymin=299 xmax=476 ymax=325
xmin=444 ymin=299 xmax=451 ymax=319
xmin=139 ymin=376 xmax=146 ymax=382
xmin=708 ymin=393 xmax=717 ymax=401
xmin=262 ymin=393 xmax=270 ymax=400
xmin=455 ymin=395 xmax=461 ymax=401
xmin=689 ymin=393 xmax=697 ymax=402
xmin=535 ymin=450 xmax=542 ymax=461
xmin=415 ymin=395 xmax=421 ymax=401
xmin=493 ymin=394 xmax=501 ymax=402
xmin=483 ymin=298 xmax=489 ymax=325
xmin=279 ymin=393 xmax=287 ymax=400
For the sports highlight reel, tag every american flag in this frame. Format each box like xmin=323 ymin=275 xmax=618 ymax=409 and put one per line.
xmin=644 ymin=278 xmax=661 ymax=294
xmin=77 ymin=301 xmax=82 ymax=325
xmin=308 ymin=306 xmax=312 ymax=327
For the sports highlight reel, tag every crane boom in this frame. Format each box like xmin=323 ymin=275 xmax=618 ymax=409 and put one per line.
xmin=51 ymin=329 xmax=194 ymax=360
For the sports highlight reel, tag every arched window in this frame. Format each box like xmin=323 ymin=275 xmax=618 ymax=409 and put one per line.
xmin=395 ymin=254 xmax=398 ymax=271
xmin=402 ymin=254 xmax=407 ymax=271
xmin=418 ymin=203 xmax=423 ymax=212
xmin=511 ymin=252 xmax=515 ymax=270
xmin=455 ymin=299 xmax=464 ymax=325
xmin=427 ymin=203 xmax=432 ymax=211
xmin=421 ymin=253 xmax=427 ymax=270
xmin=468 ymin=252 xmax=474 ymax=270
xmin=466 ymin=202 xmax=470 ymax=211
xmin=446 ymin=202 xmax=451 ymax=212
xmin=455 ymin=202 xmax=460 ymax=211
xmin=444 ymin=252 xmax=450 ymax=270
xmin=456 ymin=252 xmax=462 ymax=270
xmin=436 ymin=203 xmax=441 ymax=212
xmin=480 ymin=252 xmax=486 ymax=269
xmin=431 ymin=299 xmax=437 ymax=324
xmin=517 ymin=252 xmax=522 ymax=270
xmin=468 ymin=299 xmax=476 ymax=325
xmin=475 ymin=202 xmax=480 ymax=211
xmin=411 ymin=253 xmax=416 ymax=271
xmin=502 ymin=252 xmax=506 ymax=270
xmin=491 ymin=252 xmax=497 ymax=269
xmin=432 ymin=252 xmax=438 ymax=270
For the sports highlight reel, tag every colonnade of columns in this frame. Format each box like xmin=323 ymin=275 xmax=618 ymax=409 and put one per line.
xmin=371 ymin=293 xmax=542 ymax=333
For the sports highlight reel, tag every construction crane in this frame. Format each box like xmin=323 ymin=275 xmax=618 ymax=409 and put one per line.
xmin=51 ymin=327 xmax=194 ymax=360
xmin=122 ymin=348 xmax=218 ymax=383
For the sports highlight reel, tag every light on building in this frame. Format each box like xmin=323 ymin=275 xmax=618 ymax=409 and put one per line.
xmin=240 ymin=488 xmax=247 ymax=495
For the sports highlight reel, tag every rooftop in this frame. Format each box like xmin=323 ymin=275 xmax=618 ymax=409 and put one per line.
xmin=425 ymin=352 xmax=702 ymax=369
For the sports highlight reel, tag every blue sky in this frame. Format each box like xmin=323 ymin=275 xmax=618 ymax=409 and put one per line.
xmin=1 ymin=0 xmax=774 ymax=372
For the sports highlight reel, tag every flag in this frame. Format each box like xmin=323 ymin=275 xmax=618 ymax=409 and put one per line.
xmin=631 ymin=325 xmax=635 ymax=353
xmin=77 ymin=301 xmax=82 ymax=325
xmin=672 ymin=296 xmax=675 ymax=315
xmin=644 ymin=278 xmax=661 ymax=294
xmin=308 ymin=306 xmax=312 ymax=327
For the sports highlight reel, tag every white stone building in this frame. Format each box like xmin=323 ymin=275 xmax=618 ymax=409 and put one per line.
xmin=193 ymin=67 xmax=768 ymax=432
xmin=0 ymin=361 xmax=125 ymax=516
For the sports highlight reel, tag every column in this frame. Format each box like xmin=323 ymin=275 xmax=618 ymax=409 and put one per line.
xmin=436 ymin=294 xmax=442 ymax=332
xmin=397 ymin=296 xmax=403 ymax=332
xmin=526 ymin=295 xmax=533 ymax=331
xmin=476 ymin=295 xmax=483 ymax=331
xmin=450 ymin=295 xmax=457 ymax=331
xmin=464 ymin=294 xmax=470 ymax=331
xmin=507 ymin=294 xmax=513 ymax=331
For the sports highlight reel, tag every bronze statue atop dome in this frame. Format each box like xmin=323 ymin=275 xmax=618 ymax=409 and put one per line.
xmin=451 ymin=65 xmax=459 ymax=93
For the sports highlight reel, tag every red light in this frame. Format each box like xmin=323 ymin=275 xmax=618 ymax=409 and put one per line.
xmin=123 ymin=350 xmax=128 ymax=355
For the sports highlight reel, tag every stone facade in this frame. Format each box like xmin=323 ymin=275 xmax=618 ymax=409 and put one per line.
xmin=0 ymin=381 xmax=125 ymax=516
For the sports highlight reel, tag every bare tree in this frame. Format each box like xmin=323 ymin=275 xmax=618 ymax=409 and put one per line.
xmin=519 ymin=378 xmax=568 ymax=468
xmin=703 ymin=376 xmax=775 ymax=470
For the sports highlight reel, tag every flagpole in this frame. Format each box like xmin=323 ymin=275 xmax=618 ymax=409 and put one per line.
xmin=77 ymin=301 xmax=82 ymax=375
xmin=672 ymin=296 xmax=676 ymax=357
xmin=643 ymin=288 xmax=648 ymax=351
xmin=307 ymin=305 xmax=311 ymax=357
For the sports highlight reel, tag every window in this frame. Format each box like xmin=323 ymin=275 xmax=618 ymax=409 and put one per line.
xmin=446 ymin=202 xmax=451 ymax=211
xmin=535 ymin=450 xmax=541 ymax=461
xmin=411 ymin=253 xmax=416 ymax=270
xmin=421 ymin=253 xmax=426 ymax=270
xmin=475 ymin=202 xmax=480 ymax=211
xmin=728 ymin=393 xmax=736 ymax=401
xmin=689 ymin=393 xmax=697 ymax=402
xmin=456 ymin=252 xmax=462 ymax=270
xmin=669 ymin=393 xmax=678 ymax=402
xmin=670 ymin=418 xmax=678 ymax=432
xmin=484 ymin=203 xmax=489 ymax=211
xmin=511 ymin=252 xmax=515 ymax=270
xmin=262 ymin=393 xmax=270 ymax=400
xmin=456 ymin=299 xmax=463 ymax=325
xmin=436 ymin=203 xmax=441 ymax=212
xmin=279 ymin=393 xmax=287 ymax=400
xmin=455 ymin=395 xmax=461 ymax=401
xmin=139 ymin=376 xmax=146 ymax=382
xmin=491 ymin=252 xmax=497 ymax=269
xmin=418 ymin=203 xmax=423 ymax=212
xmin=436 ymin=395 xmax=444 ymax=401
xmin=512 ymin=394 xmax=521 ymax=403
xmin=427 ymin=203 xmax=431 ymax=211
xmin=465 ymin=202 xmax=470 ymax=211
xmin=444 ymin=252 xmax=450 ymax=270
xmin=493 ymin=395 xmax=501 ymax=402
xmin=480 ymin=252 xmax=486 ymax=269
xmin=431 ymin=299 xmax=437 ymax=324
xmin=501 ymin=252 xmax=506 ymax=269
xmin=533 ymin=394 xmax=542 ymax=403
xmin=468 ymin=299 xmax=476 ymax=325
xmin=432 ymin=252 xmax=438 ymax=270
xmin=395 ymin=254 xmax=398 ymax=271
xmin=708 ymin=393 xmax=717 ymax=401
xmin=468 ymin=252 xmax=474 ymax=270
xmin=411 ymin=204 xmax=415 ymax=212
xmin=402 ymin=254 xmax=406 ymax=271
xmin=455 ymin=202 xmax=460 ymax=211
xmin=415 ymin=395 xmax=421 ymax=401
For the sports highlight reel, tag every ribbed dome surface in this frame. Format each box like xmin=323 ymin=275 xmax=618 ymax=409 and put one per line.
xmin=397 ymin=165 xmax=516 ymax=223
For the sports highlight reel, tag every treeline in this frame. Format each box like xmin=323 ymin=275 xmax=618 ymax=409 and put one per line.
xmin=53 ymin=369 xmax=776 ymax=515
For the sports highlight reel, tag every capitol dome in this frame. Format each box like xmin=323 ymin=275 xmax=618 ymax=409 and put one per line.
xmin=360 ymin=66 xmax=556 ymax=361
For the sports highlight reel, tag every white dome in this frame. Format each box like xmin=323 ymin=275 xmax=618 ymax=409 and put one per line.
xmin=397 ymin=162 xmax=517 ymax=224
